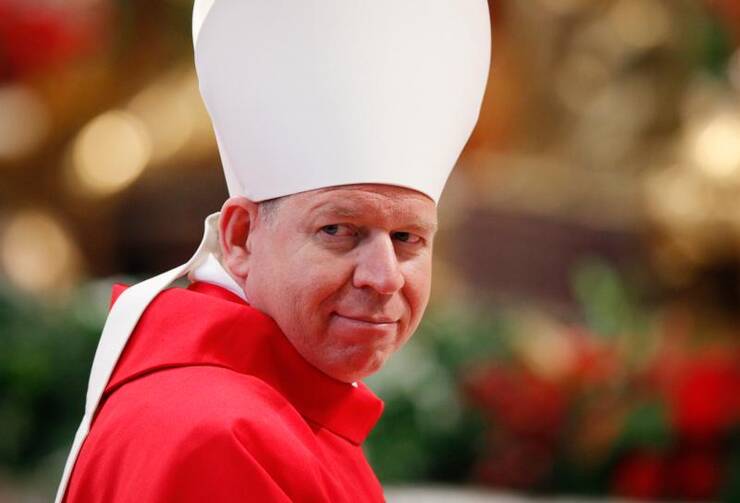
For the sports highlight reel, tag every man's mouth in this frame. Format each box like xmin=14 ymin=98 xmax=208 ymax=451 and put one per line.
xmin=332 ymin=313 xmax=398 ymax=325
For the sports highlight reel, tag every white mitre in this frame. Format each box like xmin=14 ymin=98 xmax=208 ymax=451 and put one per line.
xmin=55 ymin=3 xmax=491 ymax=501
xmin=193 ymin=0 xmax=491 ymax=203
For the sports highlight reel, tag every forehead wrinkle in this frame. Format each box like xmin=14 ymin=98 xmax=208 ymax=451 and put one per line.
xmin=314 ymin=204 xmax=362 ymax=219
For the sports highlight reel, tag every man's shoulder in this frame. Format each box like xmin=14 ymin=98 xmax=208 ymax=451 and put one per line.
xmin=97 ymin=365 xmax=311 ymax=447
xmin=73 ymin=366 xmax=325 ymax=502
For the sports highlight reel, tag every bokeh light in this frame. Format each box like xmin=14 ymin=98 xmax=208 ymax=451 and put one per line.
xmin=127 ymin=70 xmax=198 ymax=165
xmin=608 ymin=0 xmax=671 ymax=51
xmin=70 ymin=110 xmax=152 ymax=197
xmin=1 ymin=210 xmax=82 ymax=295
xmin=0 ymin=85 xmax=50 ymax=161
xmin=688 ymin=110 xmax=740 ymax=181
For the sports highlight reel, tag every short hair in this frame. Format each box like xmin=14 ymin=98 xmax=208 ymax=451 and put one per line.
xmin=258 ymin=197 xmax=283 ymax=226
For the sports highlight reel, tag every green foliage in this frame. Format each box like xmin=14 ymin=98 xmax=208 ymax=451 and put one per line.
xmin=723 ymin=432 xmax=740 ymax=503
xmin=571 ymin=257 xmax=641 ymax=338
xmin=700 ymin=14 xmax=734 ymax=78
xmin=617 ymin=401 xmax=673 ymax=453
xmin=571 ymin=257 xmax=655 ymax=370
xmin=0 ymin=281 xmax=111 ymax=473
xmin=364 ymin=309 xmax=509 ymax=484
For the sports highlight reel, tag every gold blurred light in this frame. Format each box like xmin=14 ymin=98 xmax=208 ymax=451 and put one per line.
xmin=687 ymin=112 xmax=740 ymax=180
xmin=642 ymin=165 xmax=716 ymax=270
xmin=1 ymin=210 xmax=82 ymax=295
xmin=72 ymin=110 xmax=152 ymax=196
xmin=556 ymin=52 xmax=611 ymax=114
xmin=126 ymin=68 xmax=217 ymax=167
xmin=0 ymin=85 xmax=50 ymax=161
xmin=608 ymin=0 xmax=671 ymax=50
xmin=128 ymin=72 xmax=197 ymax=165
xmin=537 ymin=0 xmax=592 ymax=16
xmin=515 ymin=315 xmax=577 ymax=382
xmin=644 ymin=167 xmax=707 ymax=224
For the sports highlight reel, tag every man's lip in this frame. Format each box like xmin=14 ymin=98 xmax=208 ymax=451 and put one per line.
xmin=333 ymin=313 xmax=398 ymax=324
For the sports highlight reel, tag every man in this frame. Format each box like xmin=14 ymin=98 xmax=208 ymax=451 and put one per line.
xmin=57 ymin=1 xmax=491 ymax=501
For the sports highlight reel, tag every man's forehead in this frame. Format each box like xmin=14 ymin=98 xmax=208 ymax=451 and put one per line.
xmin=312 ymin=183 xmax=434 ymax=201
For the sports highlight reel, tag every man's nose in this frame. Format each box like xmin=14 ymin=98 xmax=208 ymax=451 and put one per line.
xmin=353 ymin=233 xmax=405 ymax=295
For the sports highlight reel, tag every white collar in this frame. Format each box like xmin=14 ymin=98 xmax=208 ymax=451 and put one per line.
xmin=187 ymin=252 xmax=248 ymax=302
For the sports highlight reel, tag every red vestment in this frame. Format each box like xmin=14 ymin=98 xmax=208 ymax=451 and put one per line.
xmin=63 ymin=282 xmax=385 ymax=502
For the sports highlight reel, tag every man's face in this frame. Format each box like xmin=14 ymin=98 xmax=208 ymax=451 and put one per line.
xmin=226 ymin=184 xmax=437 ymax=383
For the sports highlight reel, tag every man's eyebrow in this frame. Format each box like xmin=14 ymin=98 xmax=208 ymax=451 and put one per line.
xmin=403 ymin=221 xmax=438 ymax=235
xmin=308 ymin=203 xmax=437 ymax=234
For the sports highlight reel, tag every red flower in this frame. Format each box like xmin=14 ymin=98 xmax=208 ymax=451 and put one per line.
xmin=475 ymin=440 xmax=553 ymax=490
xmin=0 ymin=1 xmax=109 ymax=80
xmin=567 ymin=328 xmax=619 ymax=387
xmin=668 ymin=355 xmax=740 ymax=442
xmin=465 ymin=366 xmax=567 ymax=442
xmin=612 ymin=451 xmax=665 ymax=500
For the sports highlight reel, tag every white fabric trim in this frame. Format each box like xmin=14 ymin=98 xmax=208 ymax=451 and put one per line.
xmin=188 ymin=252 xmax=248 ymax=302
xmin=55 ymin=213 xmax=222 ymax=503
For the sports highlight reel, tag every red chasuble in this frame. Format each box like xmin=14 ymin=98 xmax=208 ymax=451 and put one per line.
xmin=64 ymin=282 xmax=385 ymax=502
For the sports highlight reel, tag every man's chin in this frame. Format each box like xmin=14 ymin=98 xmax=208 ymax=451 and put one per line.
xmin=322 ymin=348 xmax=391 ymax=384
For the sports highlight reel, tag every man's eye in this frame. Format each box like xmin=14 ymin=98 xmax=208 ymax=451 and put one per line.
xmin=392 ymin=231 xmax=422 ymax=244
xmin=321 ymin=224 xmax=354 ymax=237
xmin=322 ymin=224 xmax=339 ymax=235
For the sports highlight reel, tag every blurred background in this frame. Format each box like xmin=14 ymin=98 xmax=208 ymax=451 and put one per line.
xmin=2 ymin=0 xmax=740 ymax=501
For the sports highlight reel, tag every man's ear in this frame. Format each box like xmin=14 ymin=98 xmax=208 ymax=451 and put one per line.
xmin=218 ymin=196 xmax=260 ymax=283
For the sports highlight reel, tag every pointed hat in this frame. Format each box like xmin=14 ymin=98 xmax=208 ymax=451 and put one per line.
xmin=193 ymin=0 xmax=491 ymax=203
